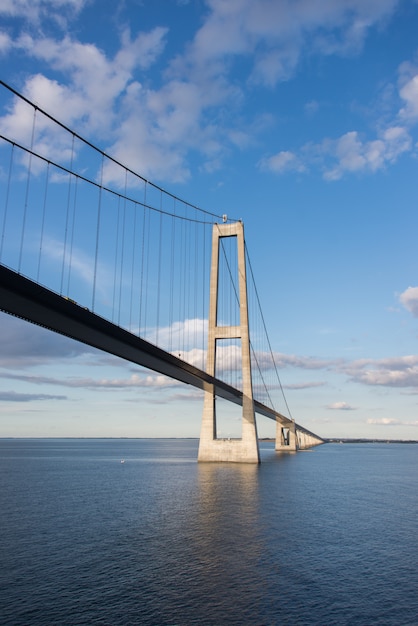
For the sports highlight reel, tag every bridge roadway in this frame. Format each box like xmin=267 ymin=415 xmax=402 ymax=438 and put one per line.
xmin=0 ymin=264 xmax=319 ymax=439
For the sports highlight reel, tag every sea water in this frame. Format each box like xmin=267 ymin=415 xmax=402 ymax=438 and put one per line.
xmin=0 ymin=439 xmax=417 ymax=625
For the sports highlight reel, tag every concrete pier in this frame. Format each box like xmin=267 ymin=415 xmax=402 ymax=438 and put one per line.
xmin=275 ymin=420 xmax=297 ymax=452
xmin=275 ymin=419 xmax=324 ymax=452
xmin=198 ymin=222 xmax=260 ymax=463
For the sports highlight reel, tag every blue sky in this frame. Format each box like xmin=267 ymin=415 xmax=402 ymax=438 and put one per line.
xmin=1 ymin=0 xmax=418 ymax=440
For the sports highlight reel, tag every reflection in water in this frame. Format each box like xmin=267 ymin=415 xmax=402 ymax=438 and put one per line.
xmin=192 ymin=464 xmax=266 ymax=617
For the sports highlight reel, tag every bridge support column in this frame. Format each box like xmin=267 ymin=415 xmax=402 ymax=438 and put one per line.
xmin=296 ymin=430 xmax=323 ymax=449
xmin=297 ymin=430 xmax=307 ymax=449
xmin=198 ymin=221 xmax=260 ymax=463
xmin=275 ymin=420 xmax=297 ymax=452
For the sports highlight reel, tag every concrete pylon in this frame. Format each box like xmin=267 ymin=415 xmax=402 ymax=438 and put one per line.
xmin=275 ymin=419 xmax=297 ymax=452
xmin=198 ymin=221 xmax=260 ymax=463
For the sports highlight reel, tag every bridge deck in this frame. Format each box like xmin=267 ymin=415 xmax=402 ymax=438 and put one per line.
xmin=0 ymin=264 xmax=321 ymax=434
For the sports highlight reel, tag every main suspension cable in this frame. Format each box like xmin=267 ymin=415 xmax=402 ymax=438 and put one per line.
xmin=0 ymin=79 xmax=236 ymax=224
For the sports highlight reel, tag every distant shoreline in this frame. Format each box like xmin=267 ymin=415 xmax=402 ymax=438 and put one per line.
xmin=322 ymin=438 xmax=418 ymax=444
xmin=259 ymin=438 xmax=418 ymax=444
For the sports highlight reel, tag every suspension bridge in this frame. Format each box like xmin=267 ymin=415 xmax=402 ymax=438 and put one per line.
xmin=0 ymin=80 xmax=323 ymax=462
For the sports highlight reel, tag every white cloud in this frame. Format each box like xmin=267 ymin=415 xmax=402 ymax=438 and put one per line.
xmin=326 ymin=401 xmax=356 ymax=410
xmin=103 ymin=81 xmax=197 ymax=183
xmin=260 ymin=352 xmax=418 ymax=390
xmin=191 ymin=0 xmax=401 ymax=86
xmin=305 ymin=100 xmax=319 ymax=116
xmin=0 ymin=74 xmax=78 ymax=146
xmin=398 ymin=62 xmax=418 ymax=121
xmin=367 ymin=417 xmax=418 ymax=426
xmin=367 ymin=417 xmax=399 ymax=425
xmin=176 ymin=343 xmax=242 ymax=373
xmin=146 ymin=318 xmax=208 ymax=354
xmin=343 ymin=355 xmax=418 ymax=388
xmin=0 ymin=0 xmax=85 ymax=13
xmin=399 ymin=286 xmax=418 ymax=317
xmin=0 ymin=27 xmax=171 ymax=183
xmin=0 ymin=31 xmax=11 ymax=52
xmin=258 ymin=351 xmax=418 ymax=390
xmin=259 ymin=150 xmax=305 ymax=174
xmin=178 ymin=348 xmax=206 ymax=370
xmin=251 ymin=45 xmax=300 ymax=86
xmin=264 ymin=123 xmax=413 ymax=181
xmin=261 ymin=123 xmax=414 ymax=182
xmin=321 ymin=126 xmax=412 ymax=180
xmin=13 ymin=29 xmax=168 ymax=135
xmin=264 ymin=60 xmax=418 ymax=181
xmin=0 ymin=0 xmax=86 ymax=23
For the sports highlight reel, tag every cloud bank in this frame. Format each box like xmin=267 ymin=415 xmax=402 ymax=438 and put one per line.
xmin=2 ymin=313 xmax=417 ymax=394
xmin=1 ymin=0 xmax=415 ymax=182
